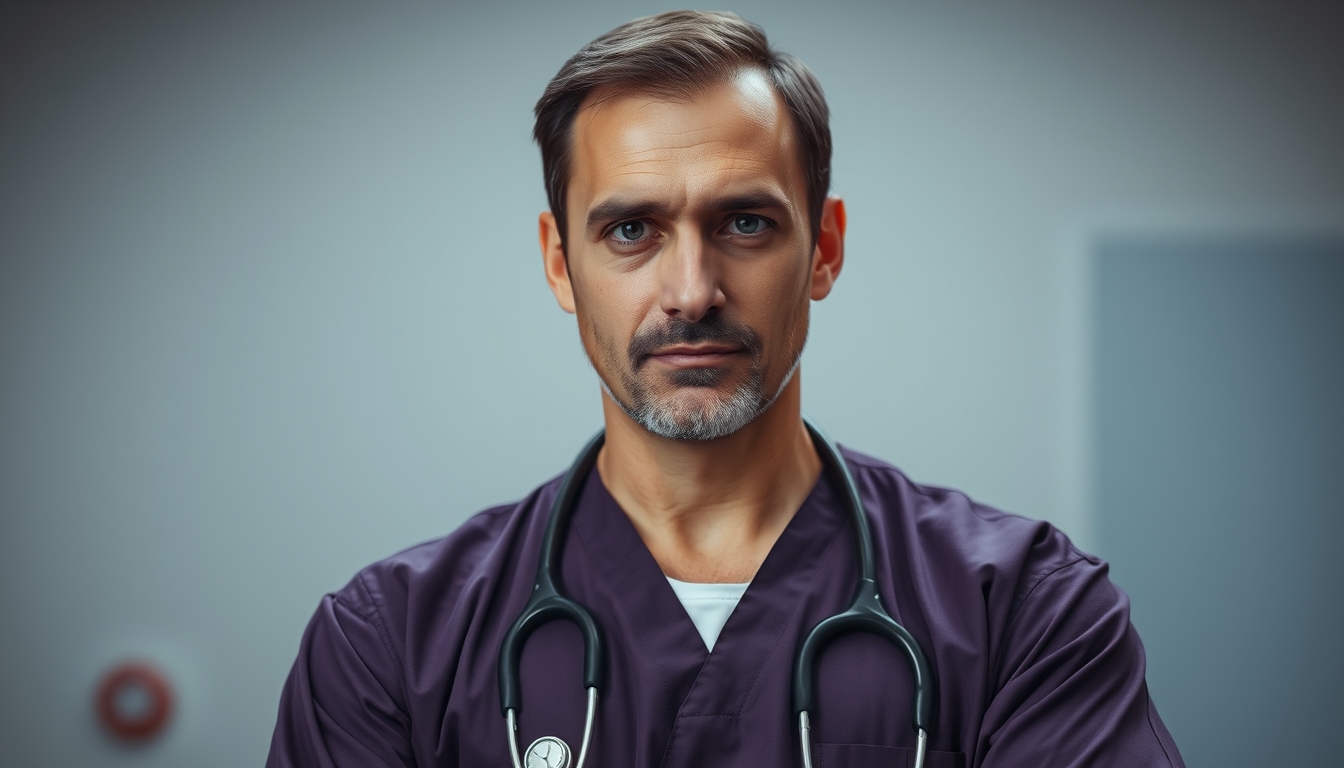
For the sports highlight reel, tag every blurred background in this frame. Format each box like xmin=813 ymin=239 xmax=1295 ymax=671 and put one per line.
xmin=1 ymin=1 xmax=1340 ymax=765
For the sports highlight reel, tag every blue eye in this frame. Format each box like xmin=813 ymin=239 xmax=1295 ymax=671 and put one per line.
xmin=611 ymin=221 xmax=647 ymax=242
xmin=729 ymin=215 xmax=766 ymax=235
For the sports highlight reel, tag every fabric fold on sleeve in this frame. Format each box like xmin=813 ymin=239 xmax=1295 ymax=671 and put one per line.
xmin=267 ymin=592 xmax=415 ymax=768
xmin=976 ymin=558 xmax=1184 ymax=767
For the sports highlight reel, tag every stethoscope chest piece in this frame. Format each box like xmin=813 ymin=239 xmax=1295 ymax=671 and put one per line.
xmin=524 ymin=735 xmax=572 ymax=768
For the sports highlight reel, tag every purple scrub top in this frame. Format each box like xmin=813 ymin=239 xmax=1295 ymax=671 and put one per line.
xmin=267 ymin=448 xmax=1183 ymax=767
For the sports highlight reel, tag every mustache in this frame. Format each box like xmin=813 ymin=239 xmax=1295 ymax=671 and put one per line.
xmin=628 ymin=315 xmax=763 ymax=367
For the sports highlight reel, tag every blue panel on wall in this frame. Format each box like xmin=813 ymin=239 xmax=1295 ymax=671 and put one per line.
xmin=1094 ymin=237 xmax=1343 ymax=767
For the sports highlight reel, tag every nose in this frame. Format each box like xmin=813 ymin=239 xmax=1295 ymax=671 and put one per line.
xmin=657 ymin=230 xmax=725 ymax=322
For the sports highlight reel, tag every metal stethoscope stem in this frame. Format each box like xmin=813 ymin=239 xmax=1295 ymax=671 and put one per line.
xmin=497 ymin=418 xmax=936 ymax=768
xmin=506 ymin=687 xmax=597 ymax=768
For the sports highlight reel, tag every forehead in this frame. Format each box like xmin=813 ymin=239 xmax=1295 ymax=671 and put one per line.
xmin=567 ymin=70 xmax=803 ymax=223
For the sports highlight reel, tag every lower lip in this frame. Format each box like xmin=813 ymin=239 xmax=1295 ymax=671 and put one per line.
xmin=648 ymin=351 xmax=740 ymax=368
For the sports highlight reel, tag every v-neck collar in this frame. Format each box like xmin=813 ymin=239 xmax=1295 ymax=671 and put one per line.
xmin=569 ymin=463 xmax=851 ymax=719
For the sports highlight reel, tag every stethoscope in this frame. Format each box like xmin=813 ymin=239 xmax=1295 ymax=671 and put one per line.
xmin=497 ymin=418 xmax=935 ymax=768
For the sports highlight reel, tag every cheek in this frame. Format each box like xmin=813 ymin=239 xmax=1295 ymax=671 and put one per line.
xmin=768 ymin=293 xmax=810 ymax=362
xmin=734 ymin=259 xmax=811 ymax=341
xmin=571 ymin=267 xmax=655 ymax=359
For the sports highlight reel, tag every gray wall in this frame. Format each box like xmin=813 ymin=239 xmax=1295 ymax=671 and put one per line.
xmin=1095 ymin=240 xmax=1344 ymax=767
xmin=1 ymin=1 xmax=1340 ymax=765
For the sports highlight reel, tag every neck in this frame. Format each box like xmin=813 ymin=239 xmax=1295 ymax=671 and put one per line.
xmin=596 ymin=373 xmax=821 ymax=583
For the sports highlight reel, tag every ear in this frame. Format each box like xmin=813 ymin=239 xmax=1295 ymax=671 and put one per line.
xmin=540 ymin=211 xmax=576 ymax=314
xmin=810 ymin=195 xmax=846 ymax=301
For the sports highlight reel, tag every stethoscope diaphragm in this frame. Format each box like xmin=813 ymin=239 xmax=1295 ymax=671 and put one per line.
xmin=524 ymin=735 xmax=571 ymax=768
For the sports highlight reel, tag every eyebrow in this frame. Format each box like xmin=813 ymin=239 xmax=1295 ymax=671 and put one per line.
xmin=585 ymin=199 xmax=671 ymax=236
xmin=584 ymin=191 xmax=792 ymax=238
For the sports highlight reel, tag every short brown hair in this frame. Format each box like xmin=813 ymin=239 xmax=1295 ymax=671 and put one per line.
xmin=533 ymin=11 xmax=831 ymax=248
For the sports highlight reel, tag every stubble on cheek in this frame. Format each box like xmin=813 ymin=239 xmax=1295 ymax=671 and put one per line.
xmin=753 ymin=266 xmax=811 ymax=397
xmin=571 ymin=285 xmax=637 ymax=402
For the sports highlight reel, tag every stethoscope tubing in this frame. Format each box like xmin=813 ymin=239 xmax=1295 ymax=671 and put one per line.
xmin=496 ymin=418 xmax=935 ymax=768
xmin=498 ymin=429 xmax=607 ymax=717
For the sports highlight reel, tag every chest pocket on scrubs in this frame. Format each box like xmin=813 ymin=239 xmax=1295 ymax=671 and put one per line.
xmin=809 ymin=630 xmax=961 ymax=766
xmin=814 ymin=743 xmax=966 ymax=768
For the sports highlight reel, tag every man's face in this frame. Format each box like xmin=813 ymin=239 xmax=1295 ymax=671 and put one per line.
xmin=544 ymin=69 xmax=832 ymax=440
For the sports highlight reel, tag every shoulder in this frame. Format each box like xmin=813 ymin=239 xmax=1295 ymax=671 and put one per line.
xmin=840 ymin=446 xmax=1100 ymax=613
xmin=326 ymin=474 xmax=563 ymax=651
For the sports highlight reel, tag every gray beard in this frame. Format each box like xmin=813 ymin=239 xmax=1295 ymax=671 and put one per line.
xmin=600 ymin=351 xmax=802 ymax=441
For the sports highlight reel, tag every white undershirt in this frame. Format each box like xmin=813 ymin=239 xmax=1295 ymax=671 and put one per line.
xmin=665 ymin=576 xmax=750 ymax=652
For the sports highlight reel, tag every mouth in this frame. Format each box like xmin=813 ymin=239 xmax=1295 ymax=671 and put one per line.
xmin=645 ymin=343 xmax=743 ymax=369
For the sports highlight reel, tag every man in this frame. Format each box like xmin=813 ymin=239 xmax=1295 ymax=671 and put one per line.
xmin=268 ymin=11 xmax=1183 ymax=768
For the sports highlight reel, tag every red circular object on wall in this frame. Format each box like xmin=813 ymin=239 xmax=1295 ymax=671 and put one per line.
xmin=95 ymin=662 xmax=173 ymax=741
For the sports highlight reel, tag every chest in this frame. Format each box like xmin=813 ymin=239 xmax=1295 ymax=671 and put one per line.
xmin=435 ymin=582 xmax=975 ymax=768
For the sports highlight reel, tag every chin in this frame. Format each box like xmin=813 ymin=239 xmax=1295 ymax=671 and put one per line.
xmin=621 ymin=384 xmax=768 ymax=442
